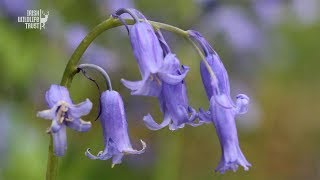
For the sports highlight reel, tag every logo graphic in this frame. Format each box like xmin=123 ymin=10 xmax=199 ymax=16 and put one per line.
xmin=17 ymin=9 xmax=49 ymax=30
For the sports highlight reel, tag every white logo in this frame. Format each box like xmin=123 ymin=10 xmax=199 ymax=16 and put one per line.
xmin=17 ymin=9 xmax=49 ymax=30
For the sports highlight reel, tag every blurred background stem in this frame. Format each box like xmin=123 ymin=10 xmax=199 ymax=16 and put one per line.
xmin=154 ymin=131 xmax=183 ymax=180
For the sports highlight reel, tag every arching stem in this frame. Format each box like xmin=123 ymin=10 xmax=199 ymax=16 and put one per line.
xmin=78 ymin=63 xmax=113 ymax=90
xmin=47 ymin=15 xmax=215 ymax=180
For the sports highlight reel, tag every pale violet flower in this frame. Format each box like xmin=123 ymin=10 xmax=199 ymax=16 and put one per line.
xmin=37 ymin=84 xmax=92 ymax=156
xmin=121 ymin=20 xmax=188 ymax=97
xmin=86 ymin=90 xmax=146 ymax=167
xmin=111 ymin=9 xmax=188 ymax=98
xmin=189 ymin=30 xmax=251 ymax=173
xmin=113 ymin=9 xmax=197 ymax=130
xmin=143 ymin=30 xmax=199 ymax=131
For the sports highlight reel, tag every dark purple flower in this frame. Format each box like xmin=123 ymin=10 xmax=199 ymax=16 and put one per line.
xmin=86 ymin=90 xmax=146 ymax=167
xmin=121 ymin=21 xmax=187 ymax=97
xmin=37 ymin=84 xmax=92 ymax=156
xmin=189 ymin=30 xmax=251 ymax=173
xmin=143 ymin=31 xmax=199 ymax=131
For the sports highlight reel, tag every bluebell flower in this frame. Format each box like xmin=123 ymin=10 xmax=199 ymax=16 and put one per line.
xmin=86 ymin=90 xmax=146 ymax=167
xmin=37 ymin=84 xmax=92 ymax=156
xmin=115 ymin=9 xmax=198 ymax=130
xmin=121 ymin=20 xmax=188 ymax=97
xmin=143 ymin=30 xmax=199 ymax=131
xmin=189 ymin=30 xmax=251 ymax=173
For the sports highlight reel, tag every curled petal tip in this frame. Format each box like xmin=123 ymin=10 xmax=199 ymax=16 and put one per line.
xmin=168 ymin=123 xmax=184 ymax=131
xmin=181 ymin=65 xmax=190 ymax=70
xmin=243 ymin=166 xmax=249 ymax=171
xmin=235 ymin=94 xmax=250 ymax=115
xmin=124 ymin=140 xmax=146 ymax=155
xmin=136 ymin=139 xmax=147 ymax=154
xmin=158 ymin=69 xmax=188 ymax=85
xmin=187 ymin=106 xmax=197 ymax=122
xmin=121 ymin=78 xmax=141 ymax=91
xmin=140 ymin=139 xmax=147 ymax=150
xmin=143 ymin=113 xmax=170 ymax=131
xmin=198 ymin=108 xmax=212 ymax=123
xmin=85 ymin=148 xmax=98 ymax=160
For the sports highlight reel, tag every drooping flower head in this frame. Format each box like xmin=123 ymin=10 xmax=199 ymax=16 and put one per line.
xmin=37 ymin=84 xmax=92 ymax=156
xmin=114 ymin=9 xmax=187 ymax=97
xmin=112 ymin=9 xmax=196 ymax=130
xmin=86 ymin=90 xmax=146 ymax=167
xmin=143 ymin=30 xmax=200 ymax=131
xmin=188 ymin=30 xmax=251 ymax=173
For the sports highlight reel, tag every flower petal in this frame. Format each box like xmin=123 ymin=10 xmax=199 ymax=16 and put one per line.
xmin=88 ymin=90 xmax=146 ymax=165
xmin=85 ymin=148 xmax=98 ymax=160
xmin=121 ymin=76 xmax=161 ymax=97
xmin=111 ymin=154 xmax=124 ymax=167
xmin=198 ymin=108 xmax=212 ymax=123
xmin=169 ymin=122 xmax=185 ymax=131
xmin=37 ymin=109 xmax=55 ymax=120
xmin=85 ymin=147 xmax=113 ymax=161
xmin=158 ymin=67 xmax=188 ymax=85
xmin=123 ymin=140 xmax=146 ymax=155
xmin=69 ymin=99 xmax=93 ymax=118
xmin=210 ymin=96 xmax=251 ymax=173
xmin=45 ymin=84 xmax=72 ymax=108
xmin=159 ymin=53 xmax=180 ymax=73
xmin=186 ymin=107 xmax=204 ymax=127
xmin=98 ymin=139 xmax=119 ymax=160
xmin=214 ymin=94 xmax=235 ymax=109
xmin=37 ymin=103 xmax=60 ymax=120
xmin=235 ymin=94 xmax=250 ymax=115
xmin=187 ymin=106 xmax=197 ymax=122
xmin=52 ymin=125 xmax=67 ymax=156
xmin=65 ymin=118 xmax=91 ymax=132
xmin=50 ymin=118 xmax=62 ymax=133
xmin=130 ymin=22 xmax=163 ymax=75
xmin=121 ymin=78 xmax=143 ymax=91
xmin=143 ymin=113 xmax=171 ymax=130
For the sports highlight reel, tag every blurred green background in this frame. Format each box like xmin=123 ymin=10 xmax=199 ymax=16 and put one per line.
xmin=1 ymin=0 xmax=320 ymax=179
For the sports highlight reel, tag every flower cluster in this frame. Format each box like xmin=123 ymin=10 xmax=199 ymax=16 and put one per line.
xmin=37 ymin=8 xmax=251 ymax=174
